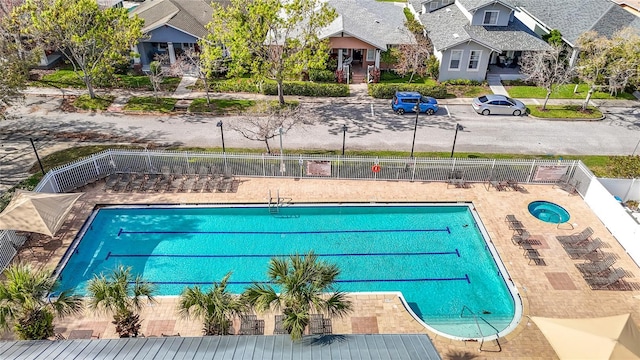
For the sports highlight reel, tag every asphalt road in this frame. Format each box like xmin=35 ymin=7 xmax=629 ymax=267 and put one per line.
xmin=2 ymin=96 xmax=640 ymax=155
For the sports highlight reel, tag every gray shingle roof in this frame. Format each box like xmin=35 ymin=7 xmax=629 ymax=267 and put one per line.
xmin=131 ymin=0 xmax=229 ymax=40
xmin=514 ymin=0 xmax=640 ymax=45
xmin=319 ymin=0 xmax=415 ymax=50
xmin=457 ymin=0 xmax=515 ymax=12
xmin=0 ymin=335 xmax=442 ymax=360
xmin=412 ymin=1 xmax=550 ymax=51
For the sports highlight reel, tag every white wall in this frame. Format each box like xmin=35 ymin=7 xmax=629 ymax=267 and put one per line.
xmin=584 ymin=178 xmax=640 ymax=267
xmin=598 ymin=178 xmax=640 ymax=202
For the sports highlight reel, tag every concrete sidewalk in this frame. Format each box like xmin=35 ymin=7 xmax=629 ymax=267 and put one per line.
xmin=21 ymin=85 xmax=640 ymax=109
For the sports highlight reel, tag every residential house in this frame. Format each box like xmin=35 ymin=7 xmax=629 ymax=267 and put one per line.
xmin=129 ymin=0 xmax=228 ymax=69
xmin=409 ymin=0 xmax=550 ymax=82
xmin=514 ymin=0 xmax=640 ymax=65
xmin=319 ymin=0 xmax=415 ymax=83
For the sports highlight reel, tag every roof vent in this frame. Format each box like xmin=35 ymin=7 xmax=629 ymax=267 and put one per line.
xmin=446 ymin=8 xmax=451 ymax=12
xmin=374 ymin=20 xmax=380 ymax=24
xmin=453 ymin=33 xmax=459 ymax=38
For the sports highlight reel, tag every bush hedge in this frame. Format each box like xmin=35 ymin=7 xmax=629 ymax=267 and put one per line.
xmin=208 ymin=78 xmax=349 ymax=97
xmin=368 ymin=83 xmax=448 ymax=99
xmin=309 ymin=69 xmax=335 ymax=82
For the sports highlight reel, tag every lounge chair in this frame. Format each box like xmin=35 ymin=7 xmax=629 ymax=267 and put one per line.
xmin=239 ymin=315 xmax=258 ymax=335
xmin=505 ymin=215 xmax=519 ymax=224
xmin=511 ymin=231 xmax=530 ymax=246
xmin=564 ymin=238 xmax=604 ymax=259
xmin=447 ymin=171 xmax=464 ymax=188
xmin=576 ymin=254 xmax=617 ymax=276
xmin=309 ymin=314 xmax=331 ymax=335
xmin=489 ymin=180 xmax=507 ymax=191
xmin=556 ymin=227 xmax=594 ymax=245
xmin=274 ymin=315 xmax=288 ymax=335
xmin=584 ymin=267 xmax=626 ymax=289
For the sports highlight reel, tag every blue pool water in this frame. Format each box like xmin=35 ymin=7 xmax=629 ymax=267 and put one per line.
xmin=56 ymin=204 xmax=519 ymax=339
xmin=528 ymin=201 xmax=570 ymax=223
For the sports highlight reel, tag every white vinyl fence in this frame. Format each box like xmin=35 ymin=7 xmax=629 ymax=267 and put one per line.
xmin=0 ymin=149 xmax=596 ymax=271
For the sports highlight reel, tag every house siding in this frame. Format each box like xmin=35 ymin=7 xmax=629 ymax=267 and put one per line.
xmin=146 ymin=26 xmax=198 ymax=44
xmin=470 ymin=3 xmax=512 ymax=26
xmin=438 ymin=42 xmax=492 ymax=82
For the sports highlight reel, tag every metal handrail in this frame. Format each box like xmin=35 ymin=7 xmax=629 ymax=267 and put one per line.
xmin=460 ymin=305 xmax=502 ymax=352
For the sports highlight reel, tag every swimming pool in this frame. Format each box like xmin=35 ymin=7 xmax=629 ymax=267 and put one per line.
xmin=56 ymin=203 xmax=521 ymax=340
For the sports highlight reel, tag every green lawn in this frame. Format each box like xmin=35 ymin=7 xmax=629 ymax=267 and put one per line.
xmin=527 ymin=105 xmax=603 ymax=119
xmin=506 ymin=84 xmax=636 ymax=100
xmin=124 ymin=96 xmax=177 ymax=113
xmin=37 ymin=70 xmax=181 ymax=91
xmin=73 ymin=94 xmax=114 ymax=111
xmin=189 ymin=98 xmax=256 ymax=113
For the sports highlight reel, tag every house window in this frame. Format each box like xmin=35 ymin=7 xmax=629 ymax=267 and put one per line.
xmin=449 ymin=50 xmax=463 ymax=70
xmin=430 ymin=2 xmax=439 ymax=10
xmin=468 ymin=50 xmax=481 ymax=70
xmin=483 ymin=10 xmax=499 ymax=25
xmin=366 ymin=49 xmax=376 ymax=62
xmin=442 ymin=0 xmax=451 ymax=4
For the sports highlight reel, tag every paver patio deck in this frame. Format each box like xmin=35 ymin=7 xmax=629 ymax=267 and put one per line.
xmin=13 ymin=178 xmax=640 ymax=359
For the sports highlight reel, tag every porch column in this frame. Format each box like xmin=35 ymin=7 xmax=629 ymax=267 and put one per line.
xmin=338 ymin=49 xmax=343 ymax=70
xmin=569 ymin=48 xmax=579 ymax=67
xmin=131 ymin=44 xmax=140 ymax=64
xmin=167 ymin=42 xmax=176 ymax=64
xmin=374 ymin=49 xmax=380 ymax=69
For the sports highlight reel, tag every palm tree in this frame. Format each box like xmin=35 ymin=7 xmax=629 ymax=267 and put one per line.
xmin=244 ymin=251 xmax=352 ymax=340
xmin=178 ymin=272 xmax=245 ymax=335
xmin=0 ymin=263 xmax=83 ymax=340
xmin=86 ymin=265 xmax=156 ymax=338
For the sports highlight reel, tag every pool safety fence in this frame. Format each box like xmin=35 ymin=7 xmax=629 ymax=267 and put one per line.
xmin=32 ymin=149 xmax=589 ymax=194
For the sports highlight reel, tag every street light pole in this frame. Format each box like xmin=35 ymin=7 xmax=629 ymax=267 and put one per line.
xmin=216 ymin=121 xmax=225 ymax=153
xmin=30 ymin=138 xmax=45 ymax=175
xmin=410 ymin=103 xmax=420 ymax=158
xmin=450 ymin=124 xmax=464 ymax=158
xmin=341 ymin=124 xmax=347 ymax=156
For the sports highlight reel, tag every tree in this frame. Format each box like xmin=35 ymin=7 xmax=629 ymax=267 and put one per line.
xmin=206 ymin=0 xmax=337 ymax=105
xmin=576 ymin=31 xmax=610 ymax=110
xmin=394 ymin=35 xmax=432 ymax=83
xmin=147 ymin=54 xmax=181 ymax=101
xmin=542 ymin=29 xmax=563 ymax=46
xmin=230 ymin=103 xmax=309 ymax=154
xmin=519 ymin=43 xmax=573 ymax=110
xmin=178 ymin=272 xmax=246 ymax=335
xmin=0 ymin=0 xmax=34 ymax=116
xmin=17 ymin=0 xmax=143 ymax=98
xmin=177 ymin=47 xmax=227 ymax=105
xmin=0 ymin=263 xmax=82 ymax=340
xmin=603 ymin=28 xmax=640 ymax=96
xmin=86 ymin=265 xmax=156 ymax=338
xmin=244 ymin=251 xmax=352 ymax=340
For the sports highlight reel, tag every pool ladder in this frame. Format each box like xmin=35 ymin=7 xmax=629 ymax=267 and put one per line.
xmin=460 ymin=305 xmax=502 ymax=352
xmin=268 ymin=190 xmax=283 ymax=214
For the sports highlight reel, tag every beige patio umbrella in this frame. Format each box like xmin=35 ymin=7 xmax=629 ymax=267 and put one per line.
xmin=531 ymin=314 xmax=640 ymax=360
xmin=0 ymin=190 xmax=83 ymax=237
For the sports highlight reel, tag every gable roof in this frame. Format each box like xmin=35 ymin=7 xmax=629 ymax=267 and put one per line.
xmin=319 ymin=0 xmax=414 ymax=50
xmin=457 ymin=0 xmax=515 ymax=12
xmin=130 ymin=0 xmax=229 ymax=40
xmin=0 ymin=334 xmax=442 ymax=360
xmin=515 ymin=0 xmax=640 ymax=46
xmin=410 ymin=1 xmax=550 ymax=52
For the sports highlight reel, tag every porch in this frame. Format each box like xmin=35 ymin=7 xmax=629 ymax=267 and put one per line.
xmin=487 ymin=64 xmax=524 ymax=81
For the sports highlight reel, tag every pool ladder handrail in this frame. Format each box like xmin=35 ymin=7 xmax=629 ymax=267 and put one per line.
xmin=460 ymin=305 xmax=502 ymax=352
xmin=268 ymin=190 xmax=280 ymax=214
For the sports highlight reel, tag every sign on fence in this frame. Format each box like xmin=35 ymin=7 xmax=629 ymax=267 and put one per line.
xmin=306 ymin=161 xmax=331 ymax=177
xmin=533 ymin=165 xmax=569 ymax=181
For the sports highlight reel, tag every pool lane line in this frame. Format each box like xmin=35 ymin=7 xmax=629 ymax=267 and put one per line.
xmin=117 ymin=227 xmax=452 ymax=237
xmin=105 ymin=250 xmax=461 ymax=260
xmin=139 ymin=276 xmax=470 ymax=286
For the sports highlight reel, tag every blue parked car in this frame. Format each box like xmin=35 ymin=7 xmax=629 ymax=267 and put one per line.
xmin=391 ymin=91 xmax=439 ymax=115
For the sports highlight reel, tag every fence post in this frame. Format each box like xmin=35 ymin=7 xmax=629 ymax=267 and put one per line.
xmin=526 ymin=160 xmax=536 ymax=183
xmin=411 ymin=157 xmax=417 ymax=182
xmin=337 ymin=157 xmax=341 ymax=179
xmin=262 ymin=153 xmax=266 ymax=177
xmin=146 ymin=150 xmax=153 ymax=171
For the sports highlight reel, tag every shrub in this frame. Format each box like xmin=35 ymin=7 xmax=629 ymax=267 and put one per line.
xmin=442 ymin=79 xmax=484 ymax=86
xmin=368 ymin=83 xmax=448 ymax=99
xmin=309 ymin=69 xmax=335 ymax=82
xmin=262 ymin=81 xmax=349 ymax=97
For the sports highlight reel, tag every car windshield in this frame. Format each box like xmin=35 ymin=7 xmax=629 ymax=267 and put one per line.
xmin=421 ymin=96 xmax=431 ymax=103
xmin=478 ymin=96 xmax=489 ymax=103
xmin=506 ymin=97 xmax=516 ymax=104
